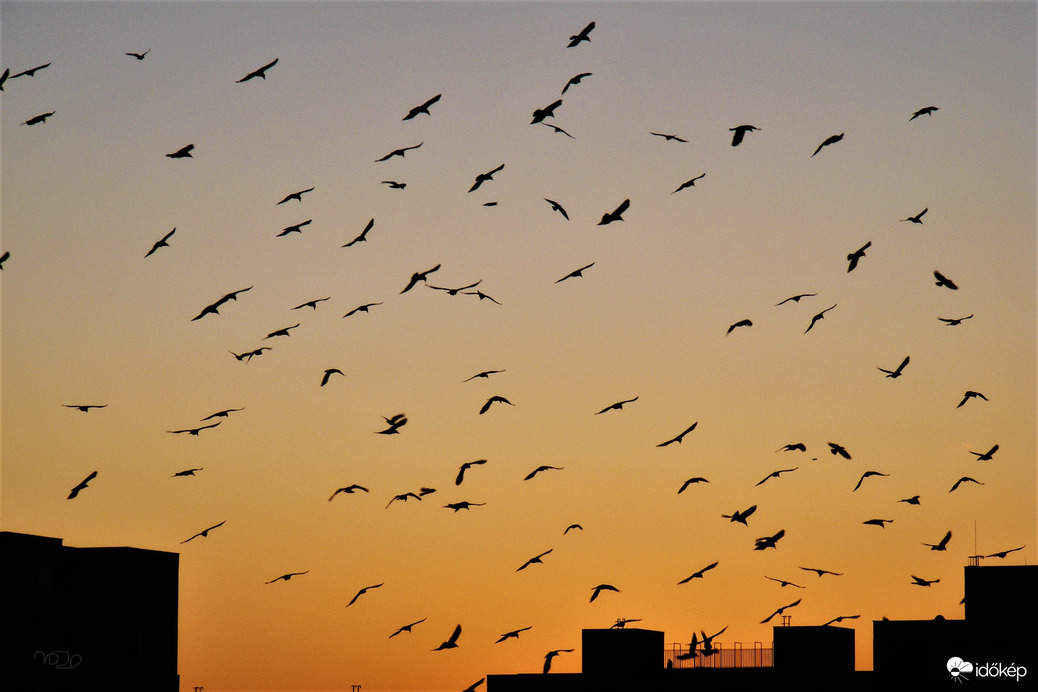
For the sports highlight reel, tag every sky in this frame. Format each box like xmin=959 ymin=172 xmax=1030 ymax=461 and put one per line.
xmin=1 ymin=1 xmax=1035 ymax=691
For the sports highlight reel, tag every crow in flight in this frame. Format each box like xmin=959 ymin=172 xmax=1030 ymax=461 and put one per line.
xmin=343 ymin=302 xmax=382 ymax=318
xmin=480 ymin=395 xmax=513 ymax=414
xmin=455 ymin=459 xmax=488 ymax=485
xmin=266 ymin=571 xmax=308 ymax=584
xmin=342 ymin=218 xmax=374 ymax=247
xmin=516 ymin=549 xmax=552 ymax=571
xmin=863 ymin=519 xmax=893 ymax=528
xmin=673 ymin=173 xmax=706 ymax=193
xmin=898 ymin=495 xmax=921 ymax=505
xmin=754 ymin=529 xmax=785 ymax=550
xmin=595 ymin=397 xmax=638 ymax=414
xmin=910 ymin=106 xmax=938 ymax=120
xmin=878 ymin=356 xmax=910 ymax=378
xmin=469 ymin=164 xmax=504 ymax=192
xmin=761 ymin=598 xmax=800 ymax=623
xmin=957 ymin=390 xmax=988 ymax=408
xmin=564 ymin=524 xmax=583 ymax=534
xmin=386 ymin=492 xmax=422 ymax=508
xmin=346 ymin=583 xmax=383 ymax=607
xmin=389 ymin=618 xmax=426 ymax=638
xmin=729 ymin=125 xmax=760 ymax=146
xmin=166 ymin=144 xmax=194 ymax=158
xmin=678 ymin=561 xmax=718 ymax=584
xmin=590 ymin=584 xmax=619 ymax=602
xmin=598 ymin=199 xmax=629 ymax=225
xmin=12 ymin=63 xmax=51 ymax=78
xmin=678 ymin=477 xmax=710 ymax=494
xmin=277 ymin=220 xmax=311 ymax=236
xmin=541 ymin=122 xmax=575 ymax=138
xmin=145 ymin=228 xmax=175 ymax=257
xmin=22 ymin=111 xmax=56 ymax=126
xmin=968 ymin=444 xmax=998 ymax=461
xmin=464 ymin=369 xmax=505 ymax=382
xmin=765 ymin=576 xmax=804 ymax=589
xmin=382 ymin=180 xmax=406 ymax=189
xmin=938 ymin=314 xmax=973 ymax=326
xmin=800 ymin=566 xmax=843 ymax=578
xmin=933 ymin=270 xmax=958 ymax=290
xmin=776 ymin=443 xmax=807 ymax=453
xmin=0 ymin=251 xmax=8 ymax=269
xmin=811 ymin=133 xmax=843 ymax=157
xmin=400 ymin=264 xmax=441 ymax=293
xmin=562 ymin=73 xmax=592 ymax=94
xmin=172 ymin=468 xmax=203 ymax=477
xmin=924 ymin=530 xmax=952 ymax=551
xmin=63 ymin=404 xmax=107 ymax=412
xmin=168 ymin=422 xmax=221 ymax=436
xmin=568 ymin=21 xmax=595 ymax=47
xmin=727 ymin=319 xmax=752 ymax=335
xmin=805 ymin=304 xmax=837 ymax=333
xmin=544 ymin=649 xmax=574 ymax=673
xmin=237 ymin=58 xmax=278 ymax=82
xmin=828 ymin=442 xmax=851 ymax=459
xmin=67 ymin=471 xmax=97 ymax=499
xmin=126 ymin=49 xmax=150 ymax=60
xmin=277 ymin=187 xmax=314 ymax=204
xmin=320 ymin=369 xmax=344 ymax=386
xmin=853 ymin=471 xmax=889 ymax=491
xmin=651 ymin=131 xmax=687 ymax=142
xmin=427 ymin=280 xmax=482 ymax=296
xmin=524 ymin=466 xmax=563 ymax=481
xmin=375 ymin=142 xmax=423 ymax=162
xmin=496 ymin=626 xmax=532 ymax=643
xmin=901 ymin=208 xmax=927 ymax=224
xmin=846 ymin=241 xmax=871 ymax=272
xmin=545 ymin=198 xmax=569 ymax=219
xmin=182 ymin=520 xmax=226 ymax=544
xmin=949 ymin=476 xmax=983 ymax=493
xmin=755 ymin=468 xmax=797 ymax=487
xmin=722 ymin=505 xmax=756 ymax=525
xmin=775 ymin=293 xmax=816 ymax=306
xmin=555 ymin=262 xmax=594 ymax=284
xmin=403 ymin=93 xmax=441 ymax=120
xmin=292 ymin=297 xmax=330 ymax=310
xmin=531 ymin=99 xmax=563 ymax=124
xmin=911 ymin=575 xmax=940 ymax=586
xmin=263 ymin=324 xmax=299 ymax=339
xmin=329 ymin=485 xmax=368 ymax=501
xmin=464 ymin=289 xmax=501 ymax=304
xmin=377 ymin=414 xmax=407 ymax=435
xmin=201 ymin=407 xmax=244 ymax=421
xmin=444 ymin=501 xmax=485 ymax=512
xmin=657 ymin=421 xmax=698 ymax=447
xmin=985 ymin=546 xmax=1025 ymax=559
xmin=823 ymin=614 xmax=860 ymax=626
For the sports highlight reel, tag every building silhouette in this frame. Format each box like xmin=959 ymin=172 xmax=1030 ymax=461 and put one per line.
xmin=0 ymin=531 xmax=179 ymax=692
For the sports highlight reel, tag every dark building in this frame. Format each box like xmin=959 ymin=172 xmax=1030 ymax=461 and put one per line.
xmin=0 ymin=531 xmax=179 ymax=692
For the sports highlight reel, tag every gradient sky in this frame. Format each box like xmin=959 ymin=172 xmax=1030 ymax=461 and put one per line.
xmin=2 ymin=2 xmax=1035 ymax=691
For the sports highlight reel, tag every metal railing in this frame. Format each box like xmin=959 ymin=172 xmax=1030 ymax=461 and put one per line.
xmin=665 ymin=641 xmax=773 ymax=669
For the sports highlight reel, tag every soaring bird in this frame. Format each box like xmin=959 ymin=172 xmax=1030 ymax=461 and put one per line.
xmin=531 ymin=99 xmax=563 ymax=124
xmin=386 ymin=492 xmax=422 ymax=508
xmin=516 ymin=549 xmax=552 ymax=571
xmin=469 ymin=164 xmax=505 ymax=192
xmin=168 ymin=422 xmax=221 ymax=436
xmin=775 ymin=293 xmax=816 ymax=306
xmin=754 ymin=529 xmax=785 ymax=550
xmin=182 ymin=520 xmax=226 ymax=543
xmin=800 ymin=566 xmax=843 ymax=578
xmin=0 ymin=251 xmax=8 ymax=269
xmin=556 ymin=262 xmax=595 ymax=284
xmin=827 ymin=442 xmax=851 ymax=459
xmin=543 ymin=649 xmax=574 ymax=673
xmin=389 ymin=617 xmax=426 ymax=638
xmin=899 ymin=495 xmax=921 ymax=505
xmin=924 ymin=530 xmax=952 ymax=551
xmin=237 ymin=58 xmax=278 ymax=82
xmin=911 ymin=575 xmax=940 ymax=586
xmin=678 ymin=477 xmax=710 ymax=494
xmin=568 ymin=21 xmax=595 ymax=47
xmin=320 ymin=369 xmax=344 ymax=387
xmin=658 ymin=422 xmax=698 ymax=447
xmin=765 ymin=576 xmax=804 ymax=589
xmin=823 ymin=614 xmax=861 ymax=626
xmin=805 ymin=304 xmax=837 ymax=333
xmin=166 ymin=144 xmax=194 ymax=158
xmin=276 ymin=187 xmax=314 ymax=205
xmin=722 ymin=505 xmax=757 ymax=525
xmin=878 ymin=356 xmax=910 ymax=378
xmin=541 ymin=122 xmax=575 ymax=138
xmin=910 ymin=106 xmax=939 ymax=120
xmin=11 ymin=62 xmax=51 ymax=78
xmin=957 ymin=391 xmax=988 ymax=408
xmin=672 ymin=174 xmax=706 ymax=193
xmin=985 ymin=546 xmax=1025 ymax=559
xmin=126 ymin=49 xmax=150 ymax=60
xmin=376 ymin=414 xmax=407 ymax=435
xmin=727 ymin=319 xmax=752 ymax=334
xmin=346 ymin=583 xmax=383 ymax=607
xmin=444 ymin=501 xmax=485 ymax=512
xmin=23 ymin=111 xmax=56 ymax=126
xmin=595 ymin=397 xmax=638 ymax=414
xmin=729 ymin=125 xmax=760 ymax=146
xmin=776 ymin=443 xmax=807 ymax=453
xmin=495 ymin=626 xmax=532 ymax=643
xmin=329 ymin=485 xmax=368 ymax=501
xmin=343 ymin=302 xmax=382 ymax=318
xmin=969 ymin=445 xmax=999 ymax=461
xmin=265 ymin=571 xmax=309 ymax=584
xmin=524 ymin=465 xmax=562 ymax=481
xmin=171 ymin=468 xmax=203 ymax=477
xmin=863 ymin=519 xmax=893 ymax=528
xmin=402 ymin=93 xmax=441 ymax=120
xmin=949 ymin=476 xmax=983 ymax=493
xmin=938 ymin=314 xmax=973 ymax=326
xmin=846 ymin=241 xmax=871 ymax=272
xmin=761 ymin=598 xmax=801 ymax=623
xmin=853 ymin=471 xmax=890 ymax=491
xmin=277 ymin=219 xmax=311 ymax=236
xmin=480 ymin=395 xmax=513 ymax=414
xmin=464 ymin=289 xmax=501 ymax=304
xmin=590 ymin=584 xmax=619 ymax=602
xmin=382 ymin=180 xmax=406 ymax=189
xmin=563 ymin=524 xmax=583 ymax=535
xmin=678 ymin=561 xmax=719 ymax=584
xmin=755 ymin=468 xmax=798 ymax=487
xmin=342 ymin=218 xmax=375 ymax=247
xmin=651 ymin=132 xmax=688 ymax=142
xmin=598 ymin=199 xmax=630 ymax=225
xmin=263 ymin=324 xmax=299 ymax=339
xmin=292 ymin=297 xmax=330 ymax=311
xmin=375 ymin=142 xmax=423 ymax=162
xmin=562 ymin=73 xmax=591 ymax=94
xmin=811 ymin=133 xmax=843 ymax=157
xmin=63 ymin=404 xmax=107 ymax=412
xmin=145 ymin=228 xmax=175 ymax=257
xmin=427 ymin=280 xmax=482 ymax=296
xmin=455 ymin=459 xmax=488 ymax=485
xmin=901 ymin=208 xmax=928 ymax=224
xmin=400 ymin=264 xmax=441 ymax=293
xmin=201 ymin=407 xmax=244 ymax=421
xmin=464 ymin=369 xmax=505 ymax=382
xmin=544 ymin=198 xmax=569 ymax=219
xmin=67 ymin=471 xmax=97 ymax=499
xmin=933 ymin=270 xmax=958 ymax=290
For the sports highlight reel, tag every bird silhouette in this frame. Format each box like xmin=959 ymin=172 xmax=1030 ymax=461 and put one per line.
xmin=480 ymin=395 xmax=513 ymax=414
xmin=346 ymin=583 xmax=383 ymax=607
xmin=263 ymin=323 xmax=299 ymax=339
xmin=67 ymin=471 xmax=97 ymax=499
xmin=562 ymin=73 xmax=592 ymax=94
xmin=382 ymin=180 xmax=406 ymax=189
xmin=910 ymin=106 xmax=939 ymax=120
xmin=924 ymin=530 xmax=952 ymax=551
xmin=878 ymin=356 xmax=910 ymax=378
xmin=933 ymin=270 xmax=958 ymax=290
xmin=846 ymin=241 xmax=871 ymax=272
xmin=543 ymin=198 xmax=570 ymax=220
xmin=590 ymin=584 xmax=619 ymax=602
xmin=469 ymin=164 xmax=505 ymax=192
xmin=969 ymin=444 xmax=998 ymax=461
xmin=678 ymin=561 xmax=719 ymax=584
xmin=464 ymin=369 xmax=505 ymax=382
xmin=677 ymin=477 xmax=710 ymax=494
xmin=563 ymin=524 xmax=583 ymax=535
xmin=376 ymin=414 xmax=407 ymax=435
xmin=23 ymin=111 xmax=56 ymax=126
xmin=541 ymin=122 xmax=574 ymax=138
xmin=805 ymin=304 xmax=837 ymax=333
xmin=292 ymin=297 xmax=330 ymax=311
xmin=722 ymin=505 xmax=757 ymax=525
xmin=556 ymin=262 xmax=595 ymax=284
xmin=657 ymin=421 xmax=698 ymax=447
xmin=375 ymin=142 xmax=423 ymax=162
xmin=949 ymin=476 xmax=983 ymax=493
xmin=898 ymin=495 xmax=921 ymax=505
xmin=277 ymin=219 xmax=311 ymax=237
xmin=400 ymin=264 xmax=441 ymax=293
xmin=761 ymin=598 xmax=801 ymax=623
xmin=516 ymin=549 xmax=552 ymax=571
xmin=389 ymin=618 xmax=426 ymax=638
xmin=672 ymin=174 xmax=706 ymax=194
xmin=729 ymin=125 xmax=760 ymax=146
xmin=403 ymin=93 xmax=441 ymax=120
xmin=166 ymin=144 xmax=194 ymax=158
xmin=938 ymin=314 xmax=973 ymax=326
xmin=265 ymin=571 xmax=308 ymax=584
xmin=168 ymin=422 xmax=221 ymax=436
xmin=822 ymin=614 xmax=860 ymax=626
xmin=455 ymin=459 xmax=488 ymax=485
xmin=568 ymin=21 xmax=595 ymax=47
xmin=755 ymin=468 xmax=797 ymax=487
xmin=342 ymin=218 xmax=374 ymax=247
xmin=328 ymin=485 xmax=368 ymax=501
xmin=495 ymin=626 xmax=532 ymax=643
xmin=911 ymin=575 xmax=940 ymax=586
xmin=598 ymin=199 xmax=630 ymax=225
xmin=800 ymin=566 xmax=843 ymax=577
xmin=651 ymin=132 xmax=688 ymax=142
xmin=828 ymin=442 xmax=851 ymax=459
xmin=276 ymin=187 xmax=314 ymax=205
xmin=595 ymin=397 xmax=638 ymax=414
xmin=775 ymin=293 xmax=816 ymax=306
xmin=901 ymin=208 xmax=928 ymax=224
xmin=523 ymin=465 xmax=562 ymax=481
xmin=237 ymin=58 xmax=278 ymax=82
xmin=863 ymin=519 xmax=893 ymax=528
xmin=444 ymin=501 xmax=485 ymax=512
xmin=126 ymin=49 xmax=150 ymax=60
xmin=765 ymin=576 xmax=804 ymax=589
xmin=957 ymin=391 xmax=988 ymax=408
xmin=464 ymin=289 xmax=501 ymax=304
xmin=386 ymin=492 xmax=422 ymax=508
xmin=811 ymin=133 xmax=844 ymax=157
xmin=531 ymin=99 xmax=563 ymax=124
xmin=428 ymin=280 xmax=482 ymax=296
xmin=985 ymin=546 xmax=1025 ymax=559
xmin=320 ymin=369 xmax=344 ymax=387
xmin=145 ymin=228 xmax=175 ymax=258
xmin=172 ymin=468 xmax=203 ymax=477
xmin=182 ymin=520 xmax=226 ymax=543
xmin=776 ymin=443 xmax=807 ymax=453
xmin=201 ymin=407 xmax=244 ymax=421
xmin=727 ymin=319 xmax=752 ymax=335
xmin=0 ymin=69 xmax=6 ymax=91
xmin=11 ymin=63 xmax=51 ymax=78
xmin=63 ymin=404 xmax=107 ymax=412
xmin=754 ymin=529 xmax=785 ymax=550
xmin=343 ymin=302 xmax=382 ymax=318
xmin=543 ymin=649 xmax=574 ymax=673
xmin=853 ymin=471 xmax=889 ymax=492
xmin=0 ymin=251 xmax=8 ymax=269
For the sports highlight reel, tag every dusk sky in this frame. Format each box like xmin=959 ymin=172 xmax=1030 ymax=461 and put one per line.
xmin=1 ymin=2 xmax=1035 ymax=691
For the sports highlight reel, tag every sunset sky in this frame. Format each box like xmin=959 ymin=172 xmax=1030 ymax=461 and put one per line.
xmin=1 ymin=2 xmax=1035 ymax=691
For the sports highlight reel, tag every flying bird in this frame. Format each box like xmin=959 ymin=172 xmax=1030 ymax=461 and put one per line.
xmin=811 ymin=132 xmax=843 ymax=157
xmin=320 ymin=369 xmax=344 ymax=387
xmin=63 ymin=404 xmax=107 ymax=412
xmin=562 ymin=73 xmax=591 ymax=94
xmin=346 ymin=583 xmax=383 ymax=607
xmin=495 ymin=626 xmax=532 ymax=643
xmin=0 ymin=251 xmax=8 ymax=269
xmin=729 ymin=125 xmax=760 ymax=146
xmin=910 ymin=106 xmax=939 ymax=120
xmin=727 ymin=319 xmax=752 ymax=334
xmin=531 ymin=99 xmax=563 ymax=124
xmin=911 ymin=575 xmax=940 ymax=586
xmin=276 ymin=187 xmax=314 ymax=205
xmin=201 ymin=407 xmax=244 ymax=421
xmin=949 ymin=476 xmax=983 ymax=493
xmin=329 ymin=485 xmax=368 ymax=501
xmin=563 ymin=524 xmax=583 ymax=535
xmin=678 ymin=561 xmax=719 ymax=584
xmin=277 ymin=219 xmax=311 ymax=236
xmin=555 ymin=262 xmax=595 ymax=284
xmin=761 ymin=598 xmax=801 ymax=623
xmin=933 ymin=270 xmax=958 ymax=290
xmin=342 ymin=218 xmax=374 ymax=247
xmin=722 ymin=505 xmax=757 ymax=525
xmin=469 ymin=164 xmax=505 ymax=192
xmin=805 ymin=304 xmax=837 ymax=333
xmin=878 ymin=356 xmax=910 ymax=378
xmin=938 ymin=315 xmax=973 ymax=326
xmin=400 ymin=264 xmax=441 ymax=293
xmin=263 ymin=324 xmax=299 ymax=339
xmin=381 ymin=180 xmax=406 ymax=189
xmin=985 ymin=546 xmax=1025 ymax=559
xmin=828 ymin=442 xmax=851 ymax=459
xmin=678 ymin=477 xmax=710 ymax=494
xmin=375 ymin=142 xmax=423 ymax=162
xmin=672 ymin=174 xmax=706 ymax=194
xmin=754 ymin=529 xmax=785 ymax=550
xmin=22 ymin=111 xmax=56 ymax=126
xmin=598 ymin=199 xmax=630 ymax=225
xmin=651 ymin=132 xmax=688 ymax=142
xmin=657 ymin=421 xmax=698 ymax=447
xmin=343 ymin=302 xmax=382 ymax=318
xmin=464 ymin=289 xmax=501 ymax=304
xmin=545 ymin=199 xmax=569 ymax=219
xmin=11 ymin=62 xmax=51 ymax=78
xmin=480 ymin=395 xmax=513 ymax=414
xmin=126 ymin=49 xmax=150 ymax=60
xmin=924 ymin=530 xmax=952 ymax=551
xmin=444 ymin=501 xmax=485 ymax=512
xmin=523 ymin=465 xmax=562 ymax=481
xmin=969 ymin=444 xmax=998 ymax=461
xmin=516 ymin=549 xmax=552 ymax=571
xmin=402 ymin=93 xmax=441 ymax=120
xmin=567 ymin=21 xmax=595 ymax=47
xmin=863 ymin=519 xmax=894 ymax=528
xmin=292 ymin=297 xmax=330 ymax=311
xmin=0 ymin=69 xmax=6 ymax=91
xmin=800 ymin=566 xmax=843 ymax=578
xmin=167 ymin=422 xmax=221 ymax=436
xmin=171 ymin=468 xmax=203 ymax=477
xmin=765 ymin=576 xmax=804 ymax=589
xmin=389 ymin=618 xmax=426 ymax=638
xmin=846 ymin=241 xmax=871 ymax=272
xmin=899 ymin=495 xmax=921 ymax=505
xmin=957 ymin=391 xmax=988 ymax=408
xmin=67 ymin=471 xmax=97 ymax=499
xmin=776 ymin=443 xmax=807 ymax=453
xmin=166 ymin=144 xmax=194 ymax=159
xmin=427 ymin=280 xmax=482 ymax=296
xmin=853 ymin=471 xmax=890 ymax=492
xmin=541 ymin=122 xmax=574 ymax=138
xmin=376 ymin=414 xmax=407 ymax=435
xmin=543 ymin=649 xmax=574 ymax=673
xmin=386 ymin=492 xmax=422 ymax=508
xmin=237 ymin=58 xmax=278 ymax=82
xmin=822 ymin=615 xmax=861 ymax=626
xmin=265 ymin=571 xmax=308 ymax=584
xmin=901 ymin=208 xmax=928 ymax=224
xmin=455 ymin=459 xmax=488 ymax=485
xmin=755 ymin=468 xmax=798 ymax=487
xmin=595 ymin=397 xmax=638 ymax=414
xmin=589 ymin=584 xmax=619 ymax=602
xmin=464 ymin=369 xmax=505 ymax=382
xmin=775 ymin=293 xmax=816 ymax=306
xmin=181 ymin=520 xmax=226 ymax=544
xmin=145 ymin=228 xmax=175 ymax=258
